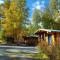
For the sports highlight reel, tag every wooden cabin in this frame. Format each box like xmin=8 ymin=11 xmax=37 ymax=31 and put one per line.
xmin=35 ymin=29 xmax=60 ymax=46
xmin=23 ymin=36 xmax=38 ymax=46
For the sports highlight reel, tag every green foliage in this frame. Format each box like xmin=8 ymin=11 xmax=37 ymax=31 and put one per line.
xmin=27 ymin=24 xmax=38 ymax=35
xmin=28 ymin=9 xmax=42 ymax=35
xmin=49 ymin=0 xmax=57 ymax=13
xmin=32 ymin=9 xmax=42 ymax=24
xmin=42 ymin=8 xmax=54 ymax=29
xmin=32 ymin=9 xmax=42 ymax=29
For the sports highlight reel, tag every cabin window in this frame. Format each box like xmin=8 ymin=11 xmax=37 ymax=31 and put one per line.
xmin=48 ymin=34 xmax=52 ymax=45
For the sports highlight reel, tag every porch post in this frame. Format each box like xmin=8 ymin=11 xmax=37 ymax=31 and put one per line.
xmin=52 ymin=34 xmax=55 ymax=45
xmin=46 ymin=34 xmax=48 ymax=45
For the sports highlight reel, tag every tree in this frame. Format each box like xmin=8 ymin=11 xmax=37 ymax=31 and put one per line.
xmin=57 ymin=0 xmax=60 ymax=10
xmin=1 ymin=0 xmax=28 ymax=41
xmin=42 ymin=8 xmax=54 ymax=29
xmin=27 ymin=24 xmax=38 ymax=35
xmin=27 ymin=9 xmax=42 ymax=35
xmin=32 ymin=8 xmax=42 ymax=28
xmin=49 ymin=0 xmax=57 ymax=14
xmin=54 ymin=14 xmax=60 ymax=29
xmin=49 ymin=0 xmax=60 ymax=29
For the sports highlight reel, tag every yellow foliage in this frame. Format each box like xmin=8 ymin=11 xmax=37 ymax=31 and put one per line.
xmin=1 ymin=0 xmax=28 ymax=40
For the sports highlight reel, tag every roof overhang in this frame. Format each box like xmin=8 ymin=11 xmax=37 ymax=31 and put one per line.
xmin=35 ymin=29 xmax=60 ymax=34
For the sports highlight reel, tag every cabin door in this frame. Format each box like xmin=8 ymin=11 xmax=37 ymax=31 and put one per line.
xmin=48 ymin=34 xmax=52 ymax=45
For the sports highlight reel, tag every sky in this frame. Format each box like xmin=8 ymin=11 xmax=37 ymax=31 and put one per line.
xmin=0 ymin=0 xmax=49 ymax=19
xmin=26 ymin=0 xmax=49 ymax=19
xmin=0 ymin=0 xmax=4 ymax=3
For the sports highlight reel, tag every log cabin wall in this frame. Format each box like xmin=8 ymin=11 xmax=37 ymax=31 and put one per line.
xmin=55 ymin=33 xmax=60 ymax=46
xmin=36 ymin=32 xmax=56 ymax=46
xmin=38 ymin=32 xmax=49 ymax=46
xmin=23 ymin=36 xmax=38 ymax=46
xmin=35 ymin=29 xmax=60 ymax=46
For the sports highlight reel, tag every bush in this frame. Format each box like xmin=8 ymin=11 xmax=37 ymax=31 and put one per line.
xmin=38 ymin=40 xmax=60 ymax=60
xmin=32 ymin=45 xmax=49 ymax=60
xmin=49 ymin=46 xmax=60 ymax=60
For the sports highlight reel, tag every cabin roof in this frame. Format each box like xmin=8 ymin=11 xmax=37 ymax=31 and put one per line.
xmin=23 ymin=35 xmax=38 ymax=38
xmin=35 ymin=29 xmax=60 ymax=34
xmin=23 ymin=35 xmax=38 ymax=40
